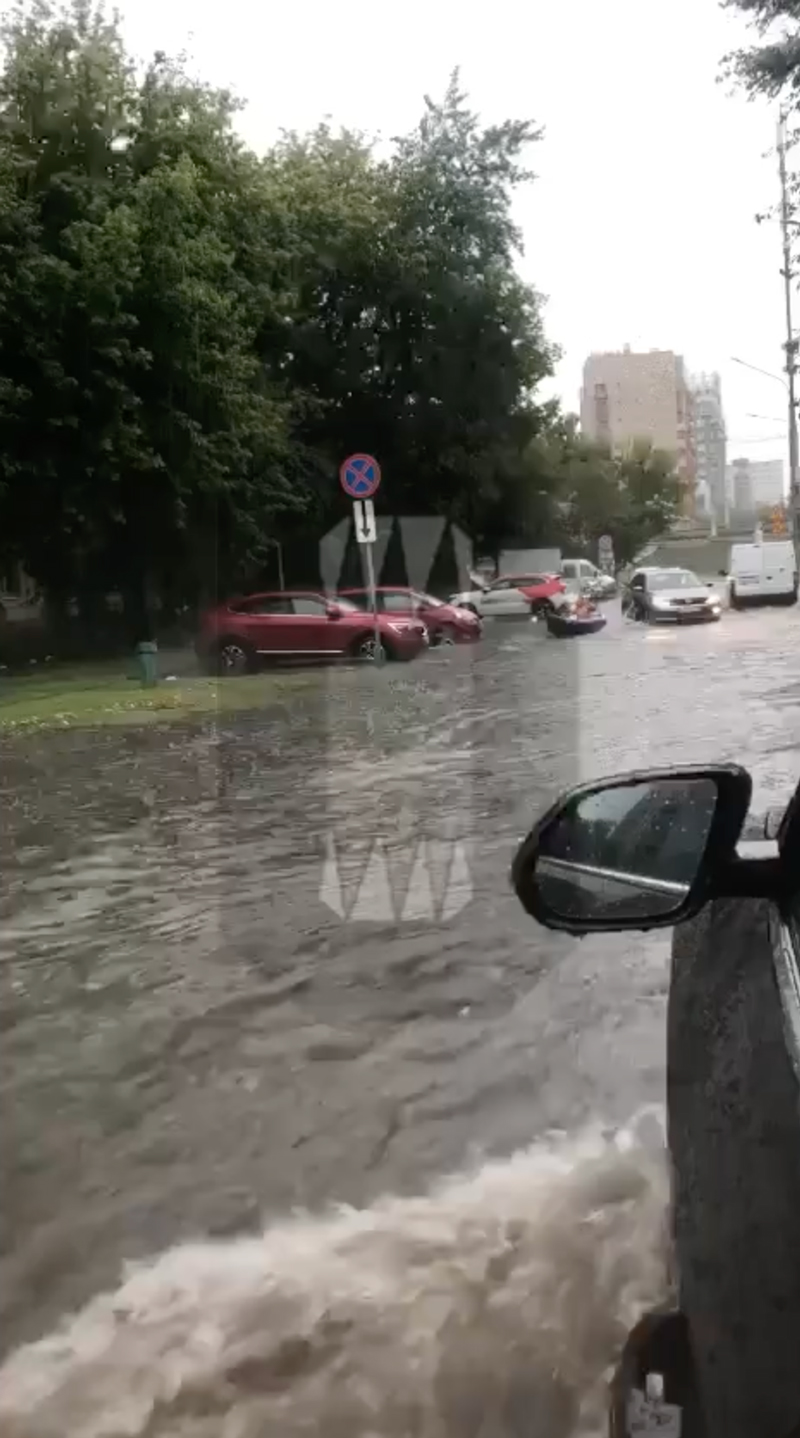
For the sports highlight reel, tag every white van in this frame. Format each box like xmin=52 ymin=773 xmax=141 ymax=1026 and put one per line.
xmin=728 ymin=539 xmax=797 ymax=608
xmin=561 ymin=558 xmax=616 ymax=596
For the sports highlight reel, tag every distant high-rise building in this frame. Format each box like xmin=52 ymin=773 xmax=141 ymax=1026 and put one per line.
xmin=580 ymin=347 xmax=696 ymax=513
xmin=690 ymin=373 xmax=727 ymax=523
xmin=725 ymin=457 xmax=785 ymax=519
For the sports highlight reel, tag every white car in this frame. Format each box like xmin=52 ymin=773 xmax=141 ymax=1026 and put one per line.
xmin=449 ymin=572 xmax=566 ymax=618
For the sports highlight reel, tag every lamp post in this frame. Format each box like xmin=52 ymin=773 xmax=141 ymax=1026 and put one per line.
xmin=777 ymin=113 xmax=800 ymax=562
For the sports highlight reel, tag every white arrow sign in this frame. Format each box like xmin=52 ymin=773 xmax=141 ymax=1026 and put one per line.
xmin=353 ymin=498 xmax=377 ymax=544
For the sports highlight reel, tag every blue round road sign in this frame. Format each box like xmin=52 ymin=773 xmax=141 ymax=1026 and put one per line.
xmin=340 ymin=453 xmax=381 ymax=498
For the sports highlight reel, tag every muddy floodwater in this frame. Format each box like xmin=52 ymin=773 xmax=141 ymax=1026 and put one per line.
xmin=2 ymin=601 xmax=800 ymax=1354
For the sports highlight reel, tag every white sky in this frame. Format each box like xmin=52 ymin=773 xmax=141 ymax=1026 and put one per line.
xmin=119 ymin=0 xmax=791 ymax=475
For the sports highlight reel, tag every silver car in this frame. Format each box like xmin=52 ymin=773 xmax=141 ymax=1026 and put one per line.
xmin=623 ymin=566 xmax=722 ymax=623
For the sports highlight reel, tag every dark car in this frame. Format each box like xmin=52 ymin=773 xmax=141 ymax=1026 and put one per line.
xmin=514 ymin=767 xmax=800 ymax=1438
xmin=623 ymin=567 xmax=722 ymax=624
xmin=338 ymin=587 xmax=482 ymax=645
xmin=197 ymin=591 xmax=428 ymax=672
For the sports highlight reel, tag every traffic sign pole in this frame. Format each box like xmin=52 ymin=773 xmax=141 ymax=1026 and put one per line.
xmin=340 ymin=455 xmax=383 ymax=663
xmin=362 ymin=532 xmax=381 ymax=662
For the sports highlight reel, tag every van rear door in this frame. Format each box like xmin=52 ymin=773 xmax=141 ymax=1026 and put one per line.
xmin=761 ymin=541 xmax=796 ymax=596
xmin=730 ymin=545 xmax=763 ymax=597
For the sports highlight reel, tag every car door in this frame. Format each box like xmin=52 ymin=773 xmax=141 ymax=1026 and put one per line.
xmin=379 ymin=590 xmax=416 ymax=620
xmin=285 ymin=594 xmax=345 ymax=654
xmin=625 ymin=570 xmax=647 ymax=613
xmin=481 ymin=578 xmax=528 ymax=617
xmin=228 ymin=595 xmax=293 ymax=654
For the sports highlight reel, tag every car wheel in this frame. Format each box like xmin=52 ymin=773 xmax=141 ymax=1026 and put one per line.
xmin=214 ymin=638 xmax=256 ymax=675
xmin=530 ymin=599 xmax=553 ymax=618
xmin=351 ymin=633 xmax=389 ymax=662
xmin=430 ymin=627 xmax=456 ymax=646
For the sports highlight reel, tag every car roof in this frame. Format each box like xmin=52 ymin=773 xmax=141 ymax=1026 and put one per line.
xmin=339 ymin=586 xmax=415 ymax=593
xmin=497 ymin=573 xmax=551 ymax=581
xmin=222 ymin=589 xmax=323 ymax=603
xmin=633 ymin=566 xmax=696 ymax=574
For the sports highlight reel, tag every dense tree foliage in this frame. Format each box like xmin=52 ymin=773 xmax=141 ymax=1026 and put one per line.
xmin=0 ymin=0 xmax=680 ymax=643
xmin=723 ymin=0 xmax=800 ymax=97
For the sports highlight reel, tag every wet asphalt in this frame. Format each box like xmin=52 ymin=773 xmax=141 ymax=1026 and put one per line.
xmin=2 ymin=598 xmax=800 ymax=1353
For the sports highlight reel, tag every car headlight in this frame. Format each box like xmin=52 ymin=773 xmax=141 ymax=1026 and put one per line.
xmin=651 ymin=597 xmax=669 ymax=609
xmin=387 ymin=621 xmax=416 ymax=633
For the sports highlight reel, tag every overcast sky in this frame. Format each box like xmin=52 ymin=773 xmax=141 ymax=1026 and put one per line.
xmin=120 ymin=0 xmax=789 ymax=476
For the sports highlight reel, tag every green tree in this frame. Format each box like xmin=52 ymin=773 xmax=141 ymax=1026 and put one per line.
xmin=0 ymin=6 xmax=567 ymax=636
xmin=547 ymin=432 xmax=680 ymax=566
xmin=266 ymin=74 xmax=558 ymax=543
xmin=722 ymin=0 xmax=800 ymax=96
xmin=0 ymin=1 xmax=301 ymax=636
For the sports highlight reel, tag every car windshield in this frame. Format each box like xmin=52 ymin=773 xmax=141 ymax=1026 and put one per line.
xmin=649 ymin=570 xmax=701 ymax=591
xmin=334 ymin=597 xmax=362 ymax=612
xmin=413 ymin=591 xmax=444 ymax=608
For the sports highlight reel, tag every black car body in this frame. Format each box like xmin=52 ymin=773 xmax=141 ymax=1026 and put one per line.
xmin=513 ymin=768 xmax=800 ymax=1438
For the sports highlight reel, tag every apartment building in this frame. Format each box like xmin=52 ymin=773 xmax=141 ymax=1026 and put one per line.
xmin=580 ymin=347 xmax=697 ymax=512
xmin=725 ymin=456 xmax=785 ymax=517
xmin=690 ymin=373 xmax=727 ymax=523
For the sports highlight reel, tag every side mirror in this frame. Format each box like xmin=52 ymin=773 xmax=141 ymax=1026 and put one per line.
xmin=326 ymin=602 xmax=343 ymax=619
xmin=718 ymin=570 xmax=728 ymax=578
xmin=511 ymin=765 xmax=752 ymax=934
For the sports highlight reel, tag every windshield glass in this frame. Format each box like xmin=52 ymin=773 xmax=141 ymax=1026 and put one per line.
xmin=413 ymin=591 xmax=444 ymax=608
xmin=649 ymin=570 xmax=701 ymax=591
xmin=333 ymin=597 xmax=362 ymax=612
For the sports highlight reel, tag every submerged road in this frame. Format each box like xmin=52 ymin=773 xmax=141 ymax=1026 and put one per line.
xmin=1 ymin=599 xmax=799 ymax=1353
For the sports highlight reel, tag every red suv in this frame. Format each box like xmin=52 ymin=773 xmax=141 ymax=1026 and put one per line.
xmin=338 ymin=587 xmax=482 ymax=645
xmin=197 ymin=592 xmax=428 ymax=672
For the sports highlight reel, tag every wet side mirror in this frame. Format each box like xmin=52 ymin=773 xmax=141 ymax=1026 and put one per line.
xmin=511 ymin=765 xmax=752 ymax=935
xmin=326 ymin=602 xmax=343 ymax=619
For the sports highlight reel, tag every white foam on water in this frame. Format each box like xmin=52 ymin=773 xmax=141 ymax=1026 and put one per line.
xmin=0 ymin=1111 xmax=672 ymax=1438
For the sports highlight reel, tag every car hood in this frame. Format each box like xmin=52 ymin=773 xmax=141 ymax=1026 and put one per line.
xmin=650 ymin=586 xmax=713 ymax=603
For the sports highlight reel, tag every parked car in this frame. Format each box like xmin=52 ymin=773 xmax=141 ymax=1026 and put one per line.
xmin=338 ymin=587 xmax=481 ymax=645
xmin=622 ymin=567 xmax=722 ymax=624
xmin=197 ymin=591 xmax=428 ymax=672
xmin=449 ymin=572 xmax=565 ymax=618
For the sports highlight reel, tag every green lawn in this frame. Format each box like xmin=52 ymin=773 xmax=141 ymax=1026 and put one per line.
xmin=0 ymin=664 xmax=318 ymax=732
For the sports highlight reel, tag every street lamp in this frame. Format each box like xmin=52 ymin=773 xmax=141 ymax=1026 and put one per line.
xmin=731 ymin=356 xmax=791 ymax=391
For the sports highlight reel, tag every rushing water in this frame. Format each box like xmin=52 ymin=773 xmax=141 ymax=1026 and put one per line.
xmin=1 ymin=601 xmax=799 ymax=1434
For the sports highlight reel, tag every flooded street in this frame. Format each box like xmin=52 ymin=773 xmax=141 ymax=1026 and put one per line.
xmin=2 ymin=600 xmax=800 ymax=1363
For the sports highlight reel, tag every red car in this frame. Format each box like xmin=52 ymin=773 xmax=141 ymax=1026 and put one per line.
xmin=338 ymin=587 xmax=482 ymax=645
xmin=514 ymin=574 xmax=566 ymax=608
xmin=197 ymin=591 xmax=428 ymax=672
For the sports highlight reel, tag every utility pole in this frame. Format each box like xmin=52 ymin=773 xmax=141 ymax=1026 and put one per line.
xmin=777 ymin=111 xmax=800 ymax=559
